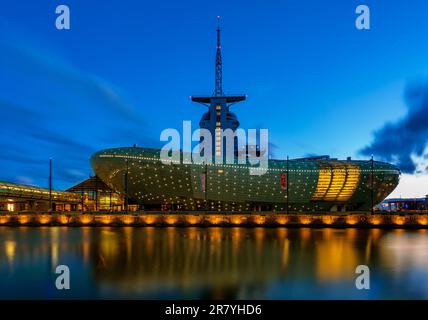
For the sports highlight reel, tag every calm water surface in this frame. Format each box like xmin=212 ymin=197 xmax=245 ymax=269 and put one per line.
xmin=1 ymin=227 xmax=428 ymax=299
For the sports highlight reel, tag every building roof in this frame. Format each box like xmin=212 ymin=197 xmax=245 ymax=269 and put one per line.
xmin=66 ymin=176 xmax=114 ymax=193
xmin=0 ymin=181 xmax=81 ymax=202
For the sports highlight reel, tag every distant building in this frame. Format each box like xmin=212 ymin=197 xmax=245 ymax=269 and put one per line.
xmin=379 ymin=196 xmax=428 ymax=212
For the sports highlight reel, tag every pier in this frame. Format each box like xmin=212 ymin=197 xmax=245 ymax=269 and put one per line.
xmin=0 ymin=212 xmax=428 ymax=228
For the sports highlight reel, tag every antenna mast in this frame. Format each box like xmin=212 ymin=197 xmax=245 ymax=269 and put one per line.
xmin=214 ymin=16 xmax=223 ymax=96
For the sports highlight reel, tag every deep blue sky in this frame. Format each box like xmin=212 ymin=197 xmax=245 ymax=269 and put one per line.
xmin=1 ymin=0 xmax=428 ymax=190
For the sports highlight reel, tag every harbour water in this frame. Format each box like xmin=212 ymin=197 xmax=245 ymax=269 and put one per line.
xmin=1 ymin=226 xmax=428 ymax=299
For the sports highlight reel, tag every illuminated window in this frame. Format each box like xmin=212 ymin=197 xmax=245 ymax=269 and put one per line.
xmin=216 ymin=105 xmax=221 ymax=110
xmin=312 ymin=163 xmax=360 ymax=201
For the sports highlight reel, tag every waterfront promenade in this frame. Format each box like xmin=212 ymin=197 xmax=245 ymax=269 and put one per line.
xmin=1 ymin=212 xmax=428 ymax=228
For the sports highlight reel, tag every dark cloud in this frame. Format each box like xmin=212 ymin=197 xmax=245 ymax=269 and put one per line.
xmin=360 ymin=81 xmax=428 ymax=173
xmin=303 ymin=153 xmax=330 ymax=159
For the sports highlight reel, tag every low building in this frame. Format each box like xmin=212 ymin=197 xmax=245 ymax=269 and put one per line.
xmin=379 ymin=196 xmax=428 ymax=212
xmin=0 ymin=181 xmax=81 ymax=213
xmin=0 ymin=177 xmax=141 ymax=213
xmin=66 ymin=176 xmax=139 ymax=212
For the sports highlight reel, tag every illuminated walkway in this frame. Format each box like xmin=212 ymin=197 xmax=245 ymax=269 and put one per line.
xmin=0 ymin=212 xmax=427 ymax=228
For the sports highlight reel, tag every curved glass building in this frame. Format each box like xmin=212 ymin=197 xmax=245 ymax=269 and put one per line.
xmin=91 ymin=147 xmax=400 ymax=212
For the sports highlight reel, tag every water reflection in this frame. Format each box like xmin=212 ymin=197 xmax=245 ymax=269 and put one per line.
xmin=1 ymin=227 xmax=428 ymax=299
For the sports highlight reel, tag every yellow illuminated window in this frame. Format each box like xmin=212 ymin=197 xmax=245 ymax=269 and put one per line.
xmin=311 ymin=163 xmax=360 ymax=202
xmin=312 ymin=168 xmax=332 ymax=201
xmin=216 ymin=105 xmax=221 ymax=110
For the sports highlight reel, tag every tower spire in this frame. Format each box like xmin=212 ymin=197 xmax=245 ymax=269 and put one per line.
xmin=191 ymin=16 xmax=245 ymax=104
xmin=214 ymin=16 xmax=223 ymax=96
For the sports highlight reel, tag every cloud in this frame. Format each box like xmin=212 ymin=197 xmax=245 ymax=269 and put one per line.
xmin=387 ymin=173 xmax=428 ymax=198
xmin=360 ymin=81 xmax=428 ymax=174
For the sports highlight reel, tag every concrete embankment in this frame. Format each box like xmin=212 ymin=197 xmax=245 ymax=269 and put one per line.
xmin=0 ymin=212 xmax=428 ymax=228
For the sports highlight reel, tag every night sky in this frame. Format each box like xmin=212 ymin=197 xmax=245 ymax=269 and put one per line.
xmin=1 ymin=0 xmax=428 ymax=196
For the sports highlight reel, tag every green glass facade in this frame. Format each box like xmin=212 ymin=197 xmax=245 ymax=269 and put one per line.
xmin=91 ymin=147 xmax=400 ymax=212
